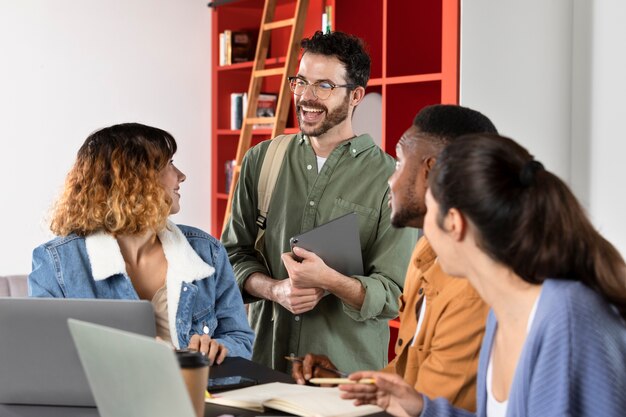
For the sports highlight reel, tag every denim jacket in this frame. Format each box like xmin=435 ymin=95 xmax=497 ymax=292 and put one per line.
xmin=29 ymin=221 xmax=254 ymax=358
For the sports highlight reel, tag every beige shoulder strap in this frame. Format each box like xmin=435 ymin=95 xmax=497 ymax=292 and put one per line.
xmin=254 ymin=134 xmax=294 ymax=253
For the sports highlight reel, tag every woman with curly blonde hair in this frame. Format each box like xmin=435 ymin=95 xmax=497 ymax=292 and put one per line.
xmin=29 ymin=123 xmax=254 ymax=364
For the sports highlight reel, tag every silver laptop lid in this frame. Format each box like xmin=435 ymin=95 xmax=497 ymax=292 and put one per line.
xmin=0 ymin=297 xmax=156 ymax=406
xmin=68 ymin=319 xmax=194 ymax=417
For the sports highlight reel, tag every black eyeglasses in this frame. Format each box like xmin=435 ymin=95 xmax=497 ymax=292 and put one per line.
xmin=288 ymin=76 xmax=356 ymax=100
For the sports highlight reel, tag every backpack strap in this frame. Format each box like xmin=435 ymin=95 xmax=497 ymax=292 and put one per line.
xmin=254 ymin=134 xmax=294 ymax=252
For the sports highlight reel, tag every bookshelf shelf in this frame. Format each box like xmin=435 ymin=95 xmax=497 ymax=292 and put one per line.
xmin=216 ymin=127 xmax=299 ymax=136
xmin=210 ymin=0 xmax=459 ymax=362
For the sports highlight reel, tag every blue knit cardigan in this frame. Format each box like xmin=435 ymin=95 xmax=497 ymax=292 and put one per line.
xmin=421 ymin=279 xmax=626 ymax=417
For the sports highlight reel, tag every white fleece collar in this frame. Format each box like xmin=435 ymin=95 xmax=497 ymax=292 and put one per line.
xmin=85 ymin=221 xmax=215 ymax=349
xmin=85 ymin=221 xmax=214 ymax=282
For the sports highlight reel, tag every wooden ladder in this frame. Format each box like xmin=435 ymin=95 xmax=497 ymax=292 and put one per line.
xmin=222 ymin=0 xmax=310 ymax=232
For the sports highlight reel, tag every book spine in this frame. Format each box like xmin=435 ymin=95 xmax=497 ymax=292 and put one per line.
xmin=230 ymin=93 xmax=243 ymax=130
xmin=242 ymin=92 xmax=248 ymax=119
xmin=219 ymin=32 xmax=226 ymax=66
xmin=325 ymin=5 xmax=332 ymax=33
xmin=224 ymin=30 xmax=232 ymax=65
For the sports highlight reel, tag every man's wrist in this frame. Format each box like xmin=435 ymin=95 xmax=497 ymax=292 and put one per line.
xmin=245 ymin=272 xmax=277 ymax=301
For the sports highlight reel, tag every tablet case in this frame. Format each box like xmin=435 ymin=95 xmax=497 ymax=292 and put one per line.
xmin=290 ymin=212 xmax=364 ymax=276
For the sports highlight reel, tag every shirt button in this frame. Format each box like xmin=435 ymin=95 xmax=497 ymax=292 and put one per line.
xmin=183 ymin=286 xmax=188 ymax=292
xmin=294 ymin=316 xmax=300 ymax=321
xmin=352 ymin=149 xmax=356 ymax=153
xmin=309 ymin=201 xmax=315 ymax=206
xmin=203 ymin=325 xmax=209 ymax=334
xmin=307 ymin=164 xmax=312 ymax=170
xmin=398 ymin=338 xmax=403 ymax=347
xmin=418 ymin=288 xmax=424 ymax=295
xmin=290 ymin=353 xmax=296 ymax=357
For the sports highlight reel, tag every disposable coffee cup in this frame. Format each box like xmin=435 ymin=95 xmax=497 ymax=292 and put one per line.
xmin=176 ymin=350 xmax=210 ymax=417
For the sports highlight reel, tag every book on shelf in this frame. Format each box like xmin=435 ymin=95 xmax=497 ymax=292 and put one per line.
xmin=205 ymin=381 xmax=382 ymax=417
xmin=322 ymin=5 xmax=332 ymax=34
xmin=230 ymin=92 xmax=248 ymax=130
xmin=231 ymin=30 xmax=255 ymax=63
xmin=253 ymin=93 xmax=277 ymax=129
xmin=224 ymin=159 xmax=236 ymax=193
xmin=219 ymin=30 xmax=231 ymax=66
xmin=218 ymin=29 xmax=255 ymax=66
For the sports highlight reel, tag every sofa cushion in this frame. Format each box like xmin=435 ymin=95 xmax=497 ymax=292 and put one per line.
xmin=0 ymin=275 xmax=28 ymax=297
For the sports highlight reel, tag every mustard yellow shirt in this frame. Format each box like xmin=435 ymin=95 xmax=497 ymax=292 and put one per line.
xmin=383 ymin=237 xmax=489 ymax=412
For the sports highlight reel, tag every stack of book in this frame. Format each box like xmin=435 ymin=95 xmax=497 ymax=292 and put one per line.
xmin=219 ymin=30 xmax=256 ymax=66
xmin=230 ymin=92 xmax=277 ymax=130
xmin=253 ymin=93 xmax=278 ymax=129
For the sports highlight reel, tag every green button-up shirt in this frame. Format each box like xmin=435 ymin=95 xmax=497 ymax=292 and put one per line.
xmin=222 ymin=133 xmax=417 ymax=373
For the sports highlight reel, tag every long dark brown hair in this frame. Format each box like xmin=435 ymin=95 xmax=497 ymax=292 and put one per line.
xmin=429 ymin=133 xmax=626 ymax=319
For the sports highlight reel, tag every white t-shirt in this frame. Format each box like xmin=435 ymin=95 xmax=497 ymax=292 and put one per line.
xmin=411 ymin=296 xmax=427 ymax=346
xmin=486 ymin=293 xmax=541 ymax=417
xmin=316 ymin=156 xmax=327 ymax=173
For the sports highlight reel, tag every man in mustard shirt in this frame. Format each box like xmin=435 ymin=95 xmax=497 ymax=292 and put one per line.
xmin=292 ymin=104 xmax=496 ymax=412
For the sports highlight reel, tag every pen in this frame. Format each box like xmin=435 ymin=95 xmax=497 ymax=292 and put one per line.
xmin=283 ymin=356 xmax=349 ymax=378
xmin=309 ymin=378 xmax=376 ymax=385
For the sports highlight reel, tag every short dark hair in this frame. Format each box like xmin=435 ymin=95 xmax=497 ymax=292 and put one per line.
xmin=300 ymin=31 xmax=371 ymax=88
xmin=429 ymin=133 xmax=626 ymax=319
xmin=413 ymin=104 xmax=497 ymax=143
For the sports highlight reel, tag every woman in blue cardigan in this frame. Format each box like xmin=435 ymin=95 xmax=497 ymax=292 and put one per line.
xmin=29 ymin=123 xmax=254 ymax=365
xmin=341 ymin=134 xmax=626 ymax=416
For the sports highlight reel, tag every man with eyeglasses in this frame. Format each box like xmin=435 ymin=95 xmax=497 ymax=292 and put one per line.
xmin=222 ymin=31 xmax=417 ymax=373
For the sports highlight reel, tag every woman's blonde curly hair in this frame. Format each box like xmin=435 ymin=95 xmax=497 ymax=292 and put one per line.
xmin=50 ymin=123 xmax=177 ymax=237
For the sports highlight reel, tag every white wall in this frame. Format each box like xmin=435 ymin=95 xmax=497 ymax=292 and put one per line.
xmin=0 ymin=1 xmax=212 ymax=275
xmin=584 ymin=1 xmax=626 ymax=255
xmin=460 ymin=0 xmax=626 ymax=256
xmin=2 ymin=1 xmax=624 ymax=274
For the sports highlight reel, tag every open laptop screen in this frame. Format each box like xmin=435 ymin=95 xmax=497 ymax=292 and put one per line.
xmin=0 ymin=297 xmax=155 ymax=406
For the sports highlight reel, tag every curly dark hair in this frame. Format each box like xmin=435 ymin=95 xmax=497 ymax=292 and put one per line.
xmin=300 ymin=31 xmax=370 ymax=88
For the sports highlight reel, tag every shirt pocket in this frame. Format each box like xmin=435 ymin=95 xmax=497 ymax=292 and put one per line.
xmin=192 ymin=307 xmax=218 ymax=337
xmin=330 ymin=197 xmax=378 ymax=251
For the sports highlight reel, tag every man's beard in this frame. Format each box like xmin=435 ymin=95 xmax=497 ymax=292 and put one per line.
xmin=297 ymin=93 xmax=350 ymax=137
xmin=390 ymin=192 xmax=424 ymax=229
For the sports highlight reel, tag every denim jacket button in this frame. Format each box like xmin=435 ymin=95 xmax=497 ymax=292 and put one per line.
xmin=183 ymin=286 xmax=188 ymax=292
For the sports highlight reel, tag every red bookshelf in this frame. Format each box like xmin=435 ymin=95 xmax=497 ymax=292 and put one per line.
xmin=211 ymin=0 xmax=459 ymax=361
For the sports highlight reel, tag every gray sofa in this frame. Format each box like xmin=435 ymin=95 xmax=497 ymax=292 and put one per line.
xmin=0 ymin=274 xmax=28 ymax=297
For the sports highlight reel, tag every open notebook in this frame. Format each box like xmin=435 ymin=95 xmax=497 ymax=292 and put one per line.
xmin=206 ymin=381 xmax=382 ymax=417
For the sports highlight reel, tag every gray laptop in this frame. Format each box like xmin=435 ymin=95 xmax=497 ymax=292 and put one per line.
xmin=68 ymin=319 xmax=195 ymax=417
xmin=0 ymin=297 xmax=156 ymax=406
xmin=290 ymin=212 xmax=364 ymax=276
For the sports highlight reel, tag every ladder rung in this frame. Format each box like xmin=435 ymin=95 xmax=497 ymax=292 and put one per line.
xmin=263 ymin=18 xmax=295 ymax=31
xmin=245 ymin=117 xmax=277 ymax=125
xmin=254 ymin=68 xmax=285 ymax=78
